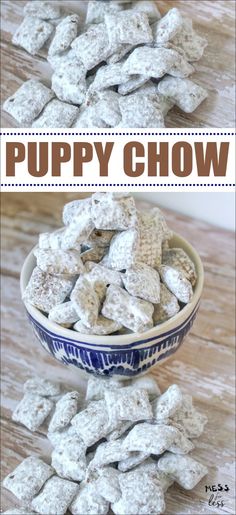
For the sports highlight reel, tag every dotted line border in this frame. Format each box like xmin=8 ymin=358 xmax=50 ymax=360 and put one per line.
xmin=1 ymin=184 xmax=235 ymax=188
xmin=0 ymin=132 xmax=235 ymax=137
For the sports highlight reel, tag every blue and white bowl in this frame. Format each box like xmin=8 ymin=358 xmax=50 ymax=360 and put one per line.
xmin=20 ymin=234 xmax=204 ymax=379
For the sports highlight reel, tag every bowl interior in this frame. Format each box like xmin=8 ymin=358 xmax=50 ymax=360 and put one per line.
xmin=20 ymin=233 xmax=204 ymax=345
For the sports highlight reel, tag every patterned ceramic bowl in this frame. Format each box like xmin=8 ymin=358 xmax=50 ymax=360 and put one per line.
xmin=20 ymin=234 xmax=204 ymax=378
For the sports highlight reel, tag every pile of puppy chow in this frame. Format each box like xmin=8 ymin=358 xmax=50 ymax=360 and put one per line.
xmin=3 ymin=0 xmax=208 ymax=127
xmin=3 ymin=374 xmax=208 ymax=514
xmin=23 ymin=193 xmax=197 ymax=335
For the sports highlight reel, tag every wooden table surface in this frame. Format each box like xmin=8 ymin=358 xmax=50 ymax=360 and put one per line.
xmin=1 ymin=0 xmax=235 ymax=128
xmin=1 ymin=192 xmax=235 ymax=514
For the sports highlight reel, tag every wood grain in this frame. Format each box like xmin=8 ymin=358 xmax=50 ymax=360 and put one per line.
xmin=1 ymin=0 xmax=235 ymax=128
xmin=1 ymin=192 xmax=235 ymax=514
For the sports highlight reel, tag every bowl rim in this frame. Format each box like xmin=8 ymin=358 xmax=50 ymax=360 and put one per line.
xmin=20 ymin=232 xmax=204 ymax=346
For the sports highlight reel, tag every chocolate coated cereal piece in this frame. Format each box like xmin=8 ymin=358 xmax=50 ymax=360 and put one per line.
xmin=107 ymin=420 xmax=134 ymax=441
xmin=122 ymin=263 xmax=160 ymax=303
xmin=24 ymin=1 xmax=61 ymax=19
xmin=158 ymin=452 xmax=208 ymax=490
xmin=49 ymin=301 xmax=79 ymax=325
xmin=86 ymin=0 xmax=122 ymax=25
xmin=107 ymin=228 xmax=139 ymax=270
xmin=159 ymin=265 xmax=193 ymax=303
xmin=49 ymin=15 xmax=80 ymax=56
xmin=118 ymin=75 xmax=150 ymax=96
xmin=62 ymin=212 xmax=94 ymax=250
xmin=105 ymin=387 xmax=153 ymax=424
xmin=105 ymin=10 xmax=153 ymax=46
xmin=47 ymin=424 xmax=78 ymax=447
xmin=152 ymin=8 xmax=183 ymax=45
xmin=48 ymin=391 xmax=80 ymax=433
xmin=48 ymin=48 xmax=81 ymax=72
xmin=93 ymin=467 xmax=121 ymax=503
xmin=118 ymin=451 xmax=150 ymax=472
xmin=31 ymin=476 xmax=79 ymax=515
xmin=70 ymin=481 xmax=109 ymax=515
xmin=88 ymin=439 xmax=131 ymax=471
xmin=32 ymin=99 xmax=79 ymax=128
xmin=12 ymin=16 xmax=53 ymax=55
xmin=71 ymin=276 xmax=100 ymax=327
xmin=107 ymin=43 xmax=135 ymax=65
xmin=86 ymin=376 xmax=123 ymax=402
xmin=73 ymin=104 xmax=108 ymax=128
xmin=80 ymin=245 xmax=108 ymax=264
xmin=122 ymin=46 xmax=178 ymax=79
xmin=84 ymin=262 xmax=123 ymax=299
xmin=171 ymin=18 xmax=208 ymax=62
xmin=153 ymin=283 xmax=180 ymax=324
xmin=3 ymin=457 xmax=54 ymax=502
xmin=136 ymin=211 xmax=163 ymax=268
xmin=71 ymin=24 xmax=112 ymax=71
xmin=51 ymin=72 xmax=87 ymax=105
xmin=135 ymin=460 xmax=174 ymax=492
xmin=93 ymin=91 xmax=122 ymax=126
xmin=102 ymin=284 xmax=154 ymax=333
xmin=23 ymin=267 xmax=73 ymax=313
xmin=152 ymin=384 xmax=183 ymax=421
xmin=91 ymin=193 xmax=137 ymax=231
xmin=39 ymin=229 xmax=66 ymax=250
xmin=71 ymin=400 xmax=112 ymax=447
xmin=85 ymin=229 xmax=115 ymax=248
xmin=123 ymin=423 xmax=178 ymax=455
xmin=74 ymin=316 xmax=123 ymax=335
xmin=12 ymin=394 xmax=54 ymax=431
xmin=3 ymin=80 xmax=54 ymax=125
xmin=24 ymin=377 xmax=60 ymax=397
xmin=119 ymin=92 xmax=164 ymax=127
xmin=88 ymin=62 xmax=129 ymax=93
xmin=168 ymin=427 xmax=195 ymax=455
xmin=3 ymin=509 xmax=38 ymax=515
xmin=112 ymin=469 xmax=165 ymax=515
xmin=131 ymin=1 xmax=161 ymax=22
xmin=172 ymin=394 xmax=208 ymax=438
xmin=129 ymin=375 xmax=161 ymax=400
xmin=63 ymin=198 xmax=92 ymax=226
xmin=51 ymin=433 xmax=87 ymax=481
xmin=162 ymin=247 xmax=197 ymax=286
xmin=157 ymin=76 xmax=208 ymax=113
xmin=34 ymin=248 xmax=84 ymax=275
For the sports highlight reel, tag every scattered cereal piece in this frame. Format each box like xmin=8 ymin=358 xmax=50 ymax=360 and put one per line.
xmin=158 ymin=453 xmax=208 ymax=490
xmin=105 ymin=10 xmax=153 ymax=47
xmin=24 ymin=377 xmax=60 ymax=397
xmin=131 ymin=0 xmax=161 ymax=22
xmin=118 ymin=75 xmax=149 ymax=96
xmin=123 ymin=46 xmax=178 ymax=79
xmin=51 ymin=433 xmax=87 ymax=481
xmin=51 ymin=71 xmax=87 ymax=105
xmin=112 ymin=469 xmax=165 ymax=515
xmin=162 ymin=247 xmax=197 ymax=286
xmin=122 ymin=263 xmax=160 ymax=303
xmin=168 ymin=427 xmax=195 ymax=455
xmin=48 ymin=391 xmax=80 ymax=433
xmin=71 ymin=276 xmax=100 ymax=327
xmin=24 ymin=1 xmax=61 ymax=20
xmin=47 ymin=424 xmax=78 ymax=447
xmin=172 ymin=394 xmax=208 ymax=438
xmin=23 ymin=267 xmax=73 ymax=313
xmin=105 ymin=387 xmax=153 ymax=424
xmin=34 ymin=248 xmax=84 ymax=275
xmin=123 ymin=423 xmax=178 ymax=455
xmin=119 ymin=93 xmax=165 ymax=127
xmin=3 ymin=457 xmax=54 ymax=502
xmin=49 ymin=15 xmax=80 ymax=56
xmin=102 ymin=284 xmax=154 ymax=333
xmin=12 ymin=16 xmax=53 ymax=55
xmin=88 ymin=62 xmax=129 ymax=94
xmin=157 ymin=76 xmax=208 ymax=113
xmin=70 ymin=480 xmax=109 ymax=515
xmin=171 ymin=18 xmax=208 ymax=62
xmin=129 ymin=375 xmax=161 ymax=400
xmin=86 ymin=376 xmax=123 ymax=402
xmin=84 ymin=229 xmax=115 ymax=248
xmin=153 ymin=283 xmax=180 ymax=324
xmin=32 ymin=99 xmax=79 ymax=128
xmin=31 ymin=476 xmax=79 ymax=515
xmin=159 ymin=265 xmax=193 ymax=303
xmin=71 ymin=24 xmax=112 ymax=71
xmin=86 ymin=0 xmax=122 ymax=25
xmin=80 ymin=245 xmax=108 ymax=264
xmin=61 ymin=212 xmax=94 ymax=250
xmin=48 ymin=48 xmax=82 ymax=72
xmin=71 ymin=400 xmax=112 ymax=447
xmin=107 ymin=420 xmax=134 ymax=442
xmin=152 ymin=8 xmax=183 ymax=45
xmin=3 ymin=80 xmax=54 ymax=125
xmin=152 ymin=384 xmax=183 ymax=421
xmin=63 ymin=198 xmax=92 ymax=226
xmin=91 ymin=467 xmax=121 ymax=503
xmin=3 ymin=509 xmax=37 ymax=515
xmin=39 ymin=228 xmax=66 ymax=250
xmin=118 ymin=451 xmax=150 ymax=472
xmin=88 ymin=439 xmax=131 ymax=471
xmin=12 ymin=394 xmax=54 ymax=432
